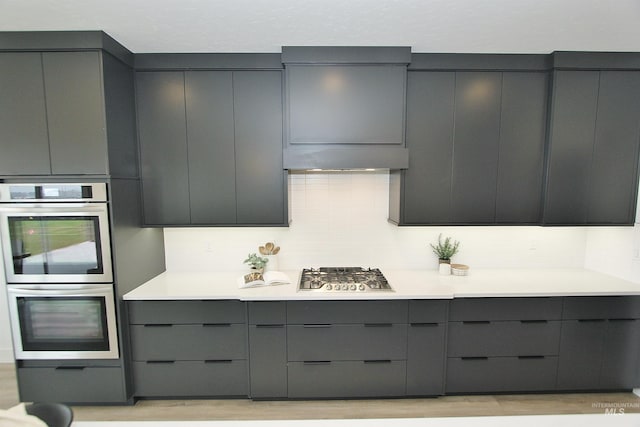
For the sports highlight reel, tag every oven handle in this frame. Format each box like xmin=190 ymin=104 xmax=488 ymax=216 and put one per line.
xmin=8 ymin=285 xmax=113 ymax=296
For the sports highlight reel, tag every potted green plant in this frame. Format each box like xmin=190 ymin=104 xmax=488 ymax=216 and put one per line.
xmin=430 ymin=234 xmax=460 ymax=264
xmin=243 ymin=253 xmax=269 ymax=273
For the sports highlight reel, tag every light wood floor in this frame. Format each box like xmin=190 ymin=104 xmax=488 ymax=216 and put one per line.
xmin=2 ymin=364 xmax=640 ymax=421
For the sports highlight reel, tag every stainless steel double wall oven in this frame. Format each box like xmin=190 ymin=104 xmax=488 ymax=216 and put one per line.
xmin=0 ymin=183 xmax=119 ymax=359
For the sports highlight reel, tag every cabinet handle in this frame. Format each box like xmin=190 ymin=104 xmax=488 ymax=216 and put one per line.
xmin=518 ymin=355 xmax=545 ymax=360
xmin=303 ymin=361 xmax=331 ymax=365
xmin=462 ymin=321 xmax=490 ymax=325
xmin=303 ymin=324 xmax=332 ymax=328
xmin=578 ymin=319 xmax=605 ymax=323
xmin=203 ymin=323 xmax=232 ymax=327
xmin=363 ymin=360 xmax=392 ymax=364
xmin=364 ymin=323 xmax=393 ymax=327
xmin=609 ymin=318 xmax=636 ymax=322
xmin=410 ymin=322 xmax=439 ymax=327
xmin=55 ymin=366 xmax=86 ymax=371
xmin=146 ymin=360 xmax=175 ymax=364
xmin=204 ymin=360 xmax=233 ymax=364
xmin=144 ymin=324 xmax=173 ymax=327
xmin=460 ymin=357 xmax=488 ymax=361
xmin=255 ymin=324 xmax=285 ymax=328
xmin=520 ymin=320 xmax=548 ymax=324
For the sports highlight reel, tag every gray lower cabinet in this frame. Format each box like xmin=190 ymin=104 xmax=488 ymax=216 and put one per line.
xmin=17 ymin=366 xmax=126 ymax=403
xmin=136 ymin=69 xmax=286 ymax=226
xmin=393 ymin=70 xmax=548 ymax=225
xmin=557 ymin=297 xmax=640 ymax=390
xmin=544 ymin=70 xmax=640 ymax=225
xmin=128 ymin=300 xmax=248 ymax=398
xmin=446 ymin=297 xmax=562 ymax=394
xmin=406 ymin=300 xmax=448 ymax=395
xmin=285 ymin=300 xmax=411 ymax=399
xmin=247 ymin=302 xmax=287 ymax=399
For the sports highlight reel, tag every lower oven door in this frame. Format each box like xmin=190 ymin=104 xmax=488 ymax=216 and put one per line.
xmin=7 ymin=284 xmax=119 ymax=360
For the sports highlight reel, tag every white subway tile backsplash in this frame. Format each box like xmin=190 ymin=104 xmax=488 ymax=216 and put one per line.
xmin=165 ymin=171 xmax=591 ymax=272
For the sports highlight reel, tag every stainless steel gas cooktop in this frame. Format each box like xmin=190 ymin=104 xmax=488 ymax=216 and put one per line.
xmin=298 ymin=267 xmax=393 ymax=292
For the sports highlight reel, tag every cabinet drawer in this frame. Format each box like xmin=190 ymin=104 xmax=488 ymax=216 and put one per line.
xmin=128 ymin=300 xmax=246 ymax=324
xmin=408 ymin=300 xmax=449 ymax=323
xmin=18 ymin=366 xmax=126 ymax=403
xmin=131 ymin=324 xmax=246 ymax=361
xmin=446 ymin=356 xmax=558 ymax=393
xmin=287 ymin=300 xmax=407 ymax=324
xmin=133 ymin=360 xmax=247 ymax=397
xmin=287 ymin=324 xmax=407 ymax=361
xmin=447 ymin=320 xmax=561 ymax=357
xmin=288 ymin=360 xmax=406 ymax=398
xmin=449 ymin=297 xmax=562 ymax=321
xmin=563 ymin=296 xmax=640 ymax=320
xmin=248 ymin=301 xmax=286 ymax=325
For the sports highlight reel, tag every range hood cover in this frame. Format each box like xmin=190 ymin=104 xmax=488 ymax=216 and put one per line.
xmin=282 ymin=46 xmax=411 ymax=170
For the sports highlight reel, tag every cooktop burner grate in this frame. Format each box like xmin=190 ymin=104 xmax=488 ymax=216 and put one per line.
xmin=299 ymin=267 xmax=393 ymax=292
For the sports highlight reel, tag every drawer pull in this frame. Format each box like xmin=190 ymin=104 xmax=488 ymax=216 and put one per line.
xmin=518 ymin=355 xmax=545 ymax=360
xmin=144 ymin=324 xmax=173 ymax=327
xmin=520 ymin=320 xmax=548 ymax=324
xmin=203 ymin=323 xmax=232 ymax=327
xmin=364 ymin=323 xmax=393 ymax=327
xmin=303 ymin=324 xmax=332 ymax=328
xmin=609 ymin=318 xmax=636 ymax=322
xmin=578 ymin=319 xmax=605 ymax=323
xmin=255 ymin=324 xmax=284 ymax=329
xmin=410 ymin=322 xmax=439 ymax=327
xmin=204 ymin=360 xmax=233 ymax=364
xmin=146 ymin=360 xmax=175 ymax=364
xmin=303 ymin=361 xmax=331 ymax=365
xmin=462 ymin=321 xmax=490 ymax=325
xmin=461 ymin=357 xmax=488 ymax=361
xmin=55 ymin=366 xmax=86 ymax=371
xmin=364 ymin=360 xmax=392 ymax=364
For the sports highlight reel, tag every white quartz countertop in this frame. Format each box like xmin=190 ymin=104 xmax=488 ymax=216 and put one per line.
xmin=122 ymin=268 xmax=640 ymax=300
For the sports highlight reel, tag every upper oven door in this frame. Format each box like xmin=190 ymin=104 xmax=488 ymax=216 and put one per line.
xmin=0 ymin=204 xmax=113 ymax=283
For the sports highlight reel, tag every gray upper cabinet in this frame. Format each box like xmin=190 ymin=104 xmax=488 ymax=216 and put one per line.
xmin=42 ymin=52 xmax=109 ymax=175
xmin=136 ymin=71 xmax=191 ymax=225
xmin=136 ymin=69 xmax=287 ymax=226
xmin=544 ymin=70 xmax=640 ymax=225
xmin=393 ymin=69 xmax=548 ymax=225
xmin=0 ymin=52 xmax=51 ymax=175
xmin=0 ymin=51 xmax=108 ymax=175
xmin=0 ymin=37 xmax=138 ymax=178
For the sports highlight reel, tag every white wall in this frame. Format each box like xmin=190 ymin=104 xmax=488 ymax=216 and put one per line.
xmin=165 ymin=171 xmax=589 ymax=272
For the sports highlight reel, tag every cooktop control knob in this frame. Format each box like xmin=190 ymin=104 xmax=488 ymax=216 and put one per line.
xmin=350 ymin=284 xmax=356 ymax=290
xmin=358 ymin=284 xmax=365 ymax=291
xmin=325 ymin=284 xmax=332 ymax=290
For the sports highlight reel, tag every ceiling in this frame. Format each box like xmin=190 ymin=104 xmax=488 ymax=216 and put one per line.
xmin=1 ymin=0 xmax=639 ymax=54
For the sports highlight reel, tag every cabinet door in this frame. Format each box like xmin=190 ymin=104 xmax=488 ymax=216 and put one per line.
xmin=0 ymin=52 xmax=51 ymax=175
xmin=556 ymin=319 xmax=605 ymax=390
xmin=495 ymin=72 xmax=548 ymax=223
xmin=406 ymin=323 xmax=445 ymax=395
xmin=185 ymin=71 xmax=237 ymax=224
xmin=544 ymin=71 xmax=600 ymax=224
xmin=403 ymin=72 xmax=455 ymax=224
xmin=136 ymin=71 xmax=190 ymax=225
xmin=233 ymin=71 xmax=286 ymax=225
xmin=249 ymin=325 xmax=287 ymax=398
xmin=451 ymin=72 xmax=502 ymax=223
xmin=588 ymin=71 xmax=640 ymax=224
xmin=42 ymin=52 xmax=108 ymax=175
xmin=600 ymin=319 xmax=640 ymax=389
